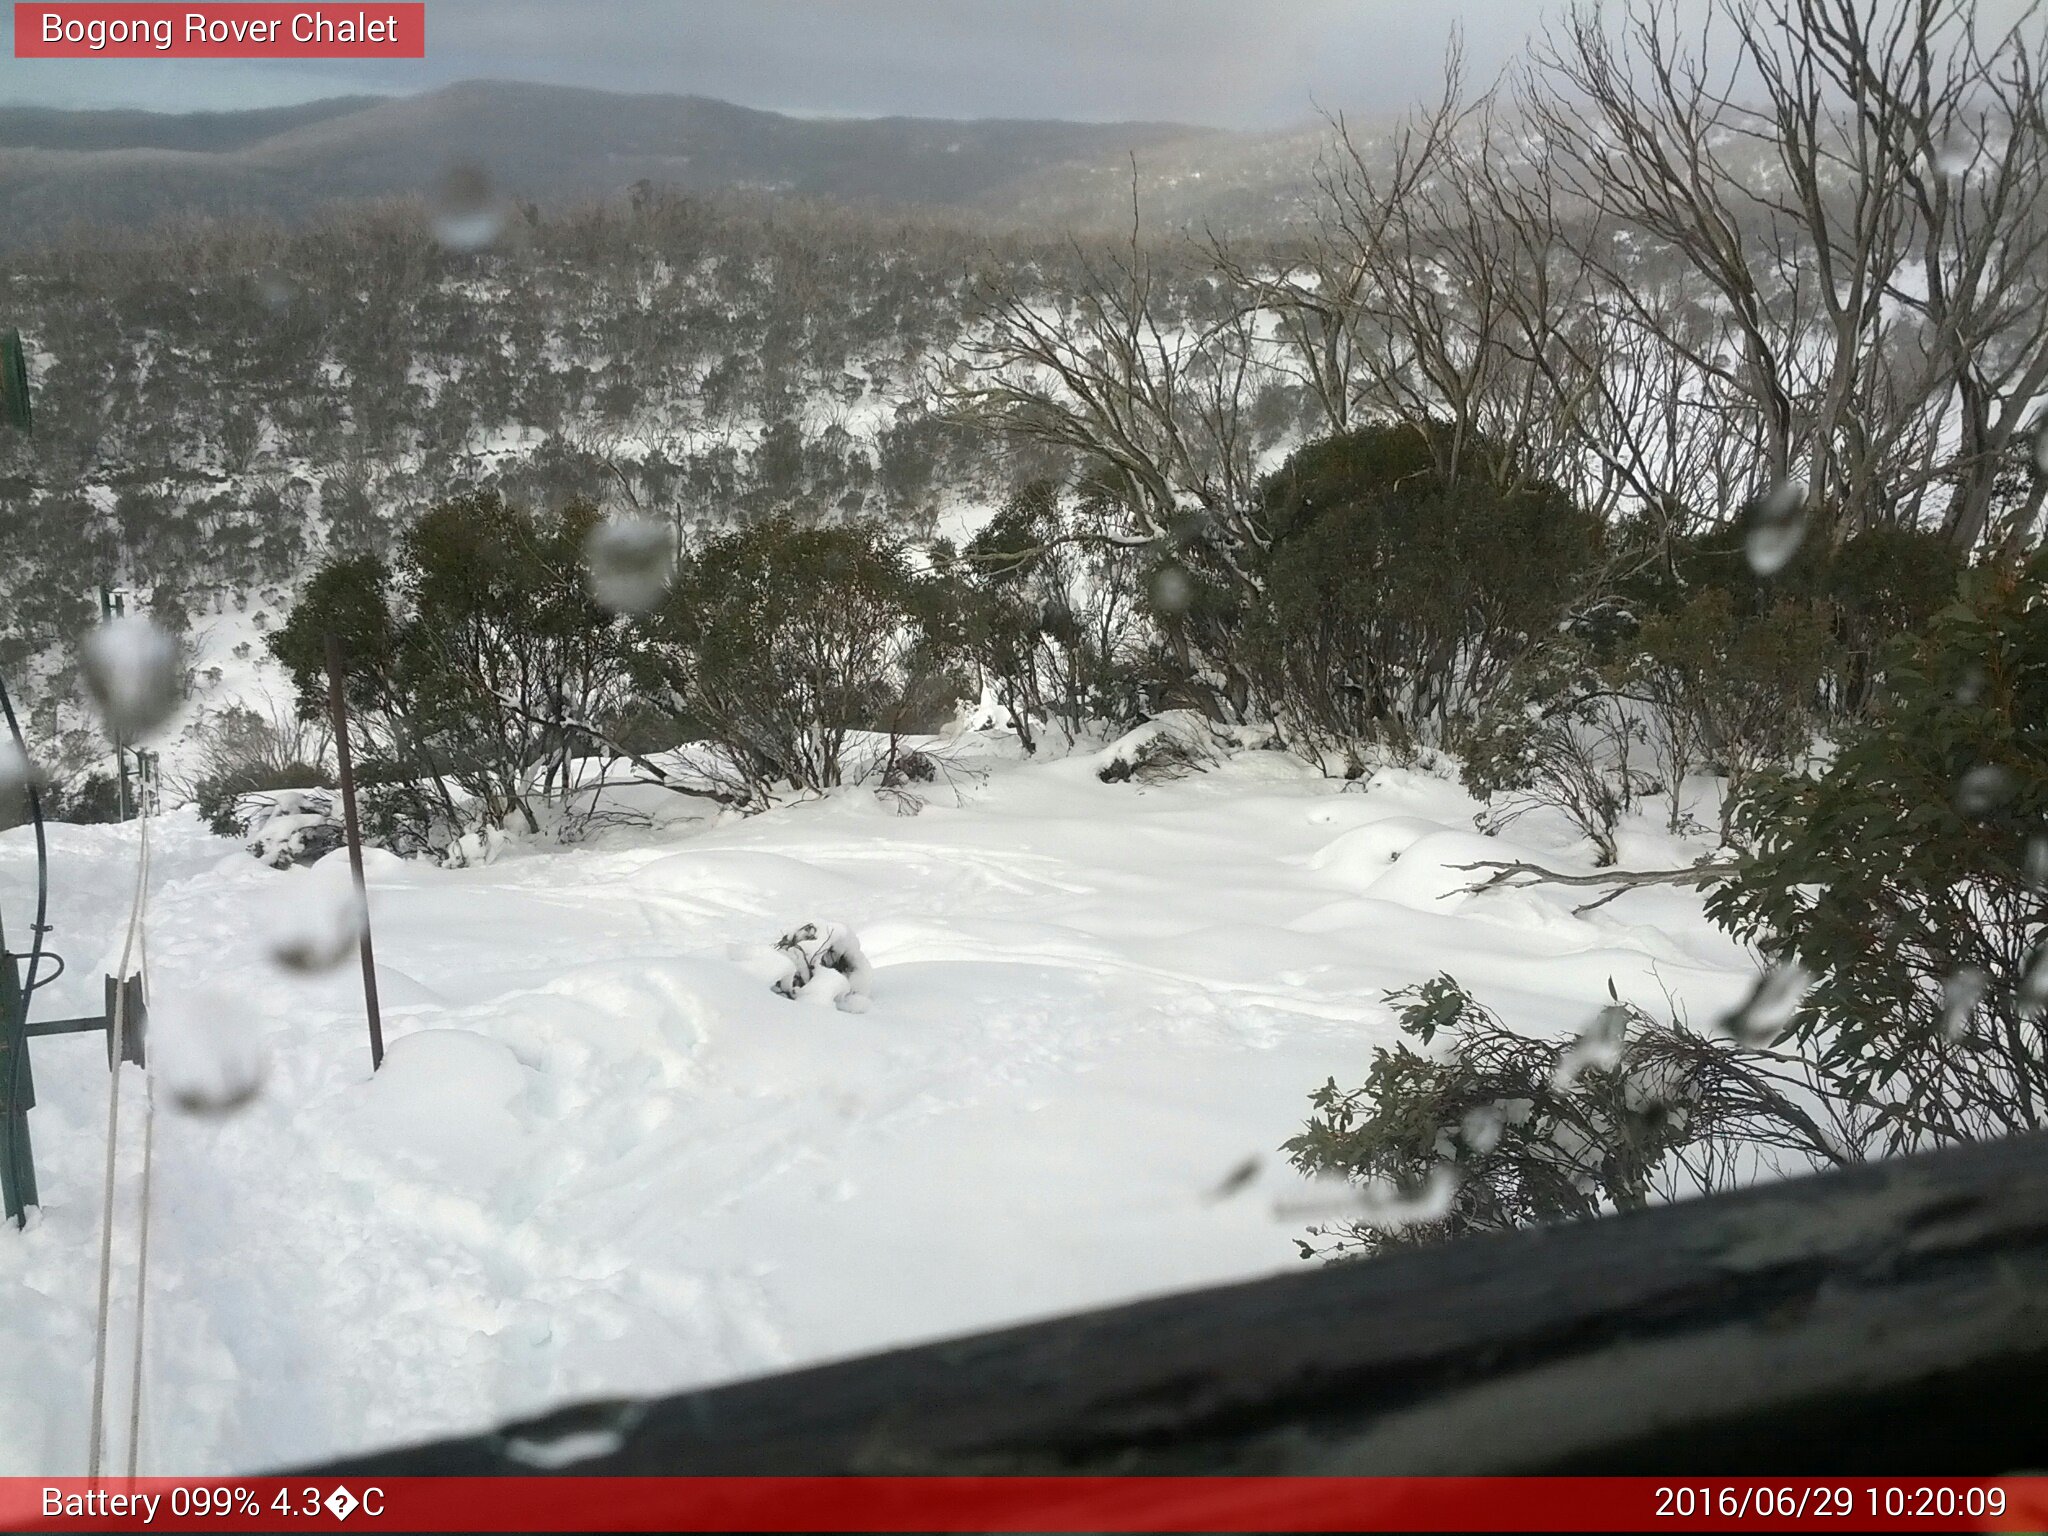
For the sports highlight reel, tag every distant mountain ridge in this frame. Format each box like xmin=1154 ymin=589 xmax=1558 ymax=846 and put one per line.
xmin=0 ymin=95 xmax=383 ymax=152
xmin=0 ymin=79 xmax=1242 ymax=245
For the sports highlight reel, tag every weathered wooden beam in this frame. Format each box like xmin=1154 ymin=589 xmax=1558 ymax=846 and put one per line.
xmin=299 ymin=1131 xmax=2048 ymax=1476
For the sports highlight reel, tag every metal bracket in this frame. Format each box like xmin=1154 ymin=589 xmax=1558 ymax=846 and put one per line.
xmin=1 ymin=953 xmax=146 ymax=1228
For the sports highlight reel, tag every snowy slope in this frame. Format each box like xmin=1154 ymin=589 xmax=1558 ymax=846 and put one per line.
xmin=0 ymin=737 xmax=1756 ymax=1473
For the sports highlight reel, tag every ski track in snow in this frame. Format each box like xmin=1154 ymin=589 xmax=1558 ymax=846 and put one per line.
xmin=0 ymin=740 xmax=1757 ymax=1472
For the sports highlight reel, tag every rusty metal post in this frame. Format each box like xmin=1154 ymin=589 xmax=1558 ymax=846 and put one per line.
xmin=324 ymin=634 xmax=385 ymax=1072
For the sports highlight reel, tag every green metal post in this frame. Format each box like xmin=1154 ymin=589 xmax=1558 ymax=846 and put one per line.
xmin=0 ymin=323 xmax=44 ymax=1226
xmin=0 ymin=925 xmax=37 ymax=1226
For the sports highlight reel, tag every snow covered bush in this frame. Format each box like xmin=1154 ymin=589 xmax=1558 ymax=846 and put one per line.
xmin=1284 ymin=974 xmax=1857 ymax=1260
xmin=1459 ymin=642 xmax=1651 ymax=865
xmin=770 ymin=921 xmax=873 ymax=1012
xmin=187 ymin=703 xmax=333 ymax=837
xmin=1094 ymin=710 xmax=1237 ymax=784
xmin=1460 ymin=582 xmax=1832 ymax=854
xmin=234 ymin=786 xmax=345 ymax=868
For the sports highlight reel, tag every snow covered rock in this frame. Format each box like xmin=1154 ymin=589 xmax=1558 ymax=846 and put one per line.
xmin=771 ymin=921 xmax=873 ymax=1012
xmin=1094 ymin=710 xmax=1235 ymax=784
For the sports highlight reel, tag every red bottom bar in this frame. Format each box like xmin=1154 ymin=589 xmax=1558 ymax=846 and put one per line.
xmin=3 ymin=1476 xmax=2045 ymax=1533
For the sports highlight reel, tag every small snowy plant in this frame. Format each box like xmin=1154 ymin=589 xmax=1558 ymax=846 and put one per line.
xmin=1094 ymin=710 xmax=1243 ymax=784
xmin=770 ymin=921 xmax=873 ymax=1013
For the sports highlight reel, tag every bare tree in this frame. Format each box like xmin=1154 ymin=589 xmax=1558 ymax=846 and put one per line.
xmin=1526 ymin=0 xmax=2048 ymax=553
xmin=941 ymin=185 xmax=1274 ymax=707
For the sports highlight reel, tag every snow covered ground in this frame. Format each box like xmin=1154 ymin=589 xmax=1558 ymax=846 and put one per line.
xmin=0 ymin=732 xmax=1758 ymax=1474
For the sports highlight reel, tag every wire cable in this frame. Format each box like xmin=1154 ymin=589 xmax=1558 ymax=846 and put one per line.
xmin=85 ymin=795 xmax=151 ymax=1479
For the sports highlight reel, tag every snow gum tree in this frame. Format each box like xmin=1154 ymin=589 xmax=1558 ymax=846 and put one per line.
xmin=270 ymin=491 xmax=629 ymax=854
xmin=628 ymin=517 xmax=957 ymax=807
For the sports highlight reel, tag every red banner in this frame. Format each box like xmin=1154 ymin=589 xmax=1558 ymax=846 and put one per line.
xmin=2 ymin=1477 xmax=2045 ymax=1532
xmin=14 ymin=4 xmax=423 ymax=58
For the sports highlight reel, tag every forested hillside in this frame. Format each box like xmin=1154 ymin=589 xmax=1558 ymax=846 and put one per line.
xmin=0 ymin=190 xmax=1317 ymax=769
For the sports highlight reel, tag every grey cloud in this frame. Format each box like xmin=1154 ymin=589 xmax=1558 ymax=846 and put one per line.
xmin=0 ymin=0 xmax=1527 ymax=124
xmin=5 ymin=0 xmax=2038 ymax=125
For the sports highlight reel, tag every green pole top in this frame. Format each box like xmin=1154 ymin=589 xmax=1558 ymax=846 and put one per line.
xmin=0 ymin=329 xmax=30 ymax=435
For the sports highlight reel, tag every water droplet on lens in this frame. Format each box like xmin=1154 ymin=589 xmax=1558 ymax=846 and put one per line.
xmin=1552 ymin=1003 xmax=1630 ymax=1088
xmin=1205 ymin=1154 xmax=1263 ymax=1201
xmin=1930 ymin=132 xmax=1973 ymax=179
xmin=431 ymin=164 xmax=504 ymax=253
xmin=80 ymin=616 xmax=181 ymax=741
xmin=2016 ymin=947 xmax=2048 ymax=1020
xmin=1956 ymin=764 xmax=2017 ymax=817
xmin=0 ymin=741 xmax=32 ymax=830
xmin=1460 ymin=1104 xmax=1506 ymax=1155
xmin=265 ymin=880 xmax=364 ymax=974
xmin=1151 ymin=565 xmax=1192 ymax=614
xmin=1349 ymin=1164 xmax=1460 ymax=1228
xmin=2030 ymin=417 xmax=2048 ymax=479
xmin=499 ymin=1403 xmax=642 ymax=1469
xmin=256 ymin=271 xmax=297 ymax=313
xmin=502 ymin=1425 xmax=626 ymax=1469
xmin=1719 ymin=960 xmax=1812 ymax=1046
xmin=1744 ymin=479 xmax=1809 ymax=576
xmin=153 ymin=986 xmax=268 ymax=1119
xmin=2026 ymin=836 xmax=2048 ymax=888
xmin=1940 ymin=967 xmax=1987 ymax=1040
xmin=583 ymin=515 xmax=675 ymax=614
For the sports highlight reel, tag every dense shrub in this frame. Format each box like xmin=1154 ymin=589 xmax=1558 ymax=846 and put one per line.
xmin=42 ymin=770 xmax=123 ymax=824
xmin=1463 ymin=586 xmax=1835 ymax=853
xmin=630 ymin=517 xmax=955 ymax=806
xmin=1706 ymin=551 xmax=2048 ymax=1152
xmin=1619 ymin=521 xmax=1961 ymax=723
xmin=1815 ymin=525 xmax=1965 ymax=717
xmin=1177 ymin=424 xmax=1607 ymax=754
xmin=1460 ymin=517 xmax=1940 ymax=848
xmin=1631 ymin=587 xmax=1834 ymax=833
xmin=1459 ymin=640 xmax=1651 ymax=863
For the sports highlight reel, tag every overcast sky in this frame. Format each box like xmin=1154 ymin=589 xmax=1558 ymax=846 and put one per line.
xmin=0 ymin=0 xmax=1555 ymax=126
xmin=7 ymin=1 xmax=2041 ymax=126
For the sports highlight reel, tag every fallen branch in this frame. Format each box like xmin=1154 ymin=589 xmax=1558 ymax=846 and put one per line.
xmin=1451 ymin=858 xmax=1737 ymax=915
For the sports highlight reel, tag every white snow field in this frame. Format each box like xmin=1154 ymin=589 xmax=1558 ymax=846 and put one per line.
xmin=0 ymin=732 xmax=1758 ymax=1473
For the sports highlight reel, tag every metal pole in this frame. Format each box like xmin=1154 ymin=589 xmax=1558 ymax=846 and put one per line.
xmin=99 ymin=586 xmax=132 ymax=822
xmin=323 ymin=635 xmax=384 ymax=1072
xmin=0 ymin=668 xmax=49 ymax=1226
xmin=2 ymin=326 xmax=43 ymax=1224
